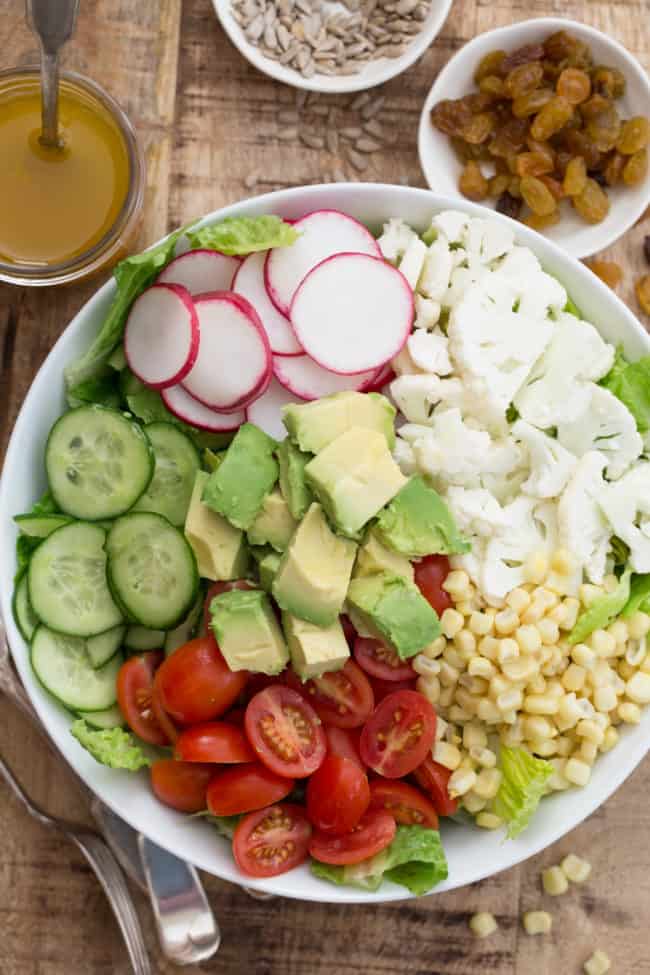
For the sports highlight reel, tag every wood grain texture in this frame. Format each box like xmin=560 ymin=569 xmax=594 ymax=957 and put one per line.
xmin=1 ymin=0 xmax=649 ymax=972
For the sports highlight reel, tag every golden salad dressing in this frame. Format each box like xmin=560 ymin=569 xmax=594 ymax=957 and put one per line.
xmin=0 ymin=75 xmax=130 ymax=267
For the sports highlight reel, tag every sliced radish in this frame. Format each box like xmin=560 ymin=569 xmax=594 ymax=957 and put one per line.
xmin=364 ymin=363 xmax=396 ymax=393
xmin=158 ymin=249 xmax=241 ymax=295
xmin=246 ymin=377 xmax=305 ymax=441
xmin=182 ymin=291 xmax=272 ymax=412
xmin=265 ymin=209 xmax=381 ymax=315
xmin=162 ymin=384 xmax=245 ymax=432
xmin=124 ymin=283 xmax=199 ymax=390
xmin=232 ymin=252 xmax=302 ymax=356
xmin=290 ymin=253 xmax=413 ymax=375
xmin=273 ymin=354 xmax=380 ymax=401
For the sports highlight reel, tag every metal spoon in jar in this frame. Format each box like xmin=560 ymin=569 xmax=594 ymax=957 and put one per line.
xmin=25 ymin=0 xmax=80 ymax=148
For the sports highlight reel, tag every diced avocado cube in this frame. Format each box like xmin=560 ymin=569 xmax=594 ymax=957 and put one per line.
xmin=354 ymin=529 xmax=414 ymax=583
xmin=272 ymin=503 xmax=357 ymax=626
xmin=210 ymin=588 xmax=289 ymax=675
xmin=247 ymin=488 xmax=298 ymax=552
xmin=283 ymin=391 xmax=396 ymax=454
xmin=375 ymin=475 xmax=470 ymax=558
xmin=276 ymin=439 xmax=313 ymax=520
xmin=184 ymin=471 xmax=248 ymax=581
xmin=305 ymin=427 xmax=407 ymax=538
xmin=202 ymin=423 xmax=278 ymax=530
xmin=250 ymin=545 xmax=282 ymax=592
xmin=346 ymin=571 xmax=441 ymax=659
xmin=282 ymin=612 xmax=350 ymax=680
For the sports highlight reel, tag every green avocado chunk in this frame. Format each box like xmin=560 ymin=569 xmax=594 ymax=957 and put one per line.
xmin=354 ymin=529 xmax=414 ymax=583
xmin=305 ymin=427 xmax=407 ymax=538
xmin=374 ymin=476 xmax=470 ymax=558
xmin=250 ymin=545 xmax=282 ymax=592
xmin=272 ymin=503 xmax=357 ymax=626
xmin=184 ymin=471 xmax=249 ymax=581
xmin=276 ymin=439 xmax=313 ymax=520
xmin=247 ymin=488 xmax=298 ymax=552
xmin=282 ymin=391 xmax=396 ymax=454
xmin=282 ymin=612 xmax=350 ymax=680
xmin=210 ymin=588 xmax=289 ymax=675
xmin=346 ymin=571 xmax=441 ymax=659
xmin=201 ymin=423 xmax=278 ymax=530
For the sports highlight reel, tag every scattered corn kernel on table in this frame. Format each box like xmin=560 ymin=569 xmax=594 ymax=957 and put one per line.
xmin=1 ymin=0 xmax=649 ymax=972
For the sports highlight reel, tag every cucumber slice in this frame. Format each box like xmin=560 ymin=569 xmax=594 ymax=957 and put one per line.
xmin=133 ymin=422 xmax=200 ymax=527
xmin=14 ymin=513 xmax=73 ymax=537
xmin=77 ymin=704 xmax=126 ymax=729
xmin=45 ymin=405 xmax=154 ymax=520
xmin=31 ymin=626 xmax=122 ymax=711
xmin=13 ymin=573 xmax=39 ymax=641
xmin=28 ymin=522 xmax=124 ymax=637
xmin=86 ymin=624 xmax=126 ymax=668
xmin=107 ymin=512 xmax=198 ymax=630
xmin=164 ymin=590 xmax=204 ymax=656
xmin=125 ymin=625 xmax=166 ymax=651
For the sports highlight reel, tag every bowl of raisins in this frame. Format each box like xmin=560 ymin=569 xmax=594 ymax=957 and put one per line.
xmin=418 ymin=18 xmax=650 ymax=257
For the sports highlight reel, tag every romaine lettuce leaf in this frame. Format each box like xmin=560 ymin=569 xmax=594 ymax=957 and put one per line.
xmin=311 ymin=826 xmax=448 ymax=895
xmin=67 ymin=370 xmax=122 ymax=410
xmin=622 ymin=573 xmax=650 ymax=617
xmin=13 ymin=491 xmax=60 ymax=580
xmin=193 ymin=812 xmax=241 ymax=838
xmin=568 ymin=570 xmax=631 ymax=645
xmin=564 ymin=296 xmax=582 ymax=318
xmin=600 ymin=350 xmax=650 ymax=433
xmin=187 ymin=215 xmax=298 ymax=255
xmin=71 ymin=720 xmax=152 ymax=771
xmin=494 ymin=746 xmax=553 ymax=839
xmin=125 ymin=381 xmax=232 ymax=451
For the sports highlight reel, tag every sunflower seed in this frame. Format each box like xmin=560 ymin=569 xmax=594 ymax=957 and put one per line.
xmin=291 ymin=20 xmax=305 ymax=39
xmin=355 ymin=136 xmax=382 ymax=152
xmin=296 ymin=46 xmax=310 ymax=69
xmin=362 ymin=118 xmax=384 ymax=138
xmin=264 ymin=22 xmax=277 ymax=46
xmin=361 ymin=95 xmax=385 ymax=119
xmin=278 ymin=127 xmax=298 ymax=140
xmin=296 ymin=0 xmax=312 ymax=12
xmin=245 ymin=170 xmax=260 ymax=189
xmin=278 ymin=109 xmax=299 ymax=123
xmin=295 ymin=89 xmax=308 ymax=109
xmin=279 ymin=43 xmax=298 ymax=63
xmin=326 ymin=129 xmax=339 ymax=154
xmin=300 ymin=131 xmax=325 ymax=148
xmin=383 ymin=43 xmax=407 ymax=57
xmin=340 ymin=126 xmax=363 ymax=140
xmin=332 ymin=167 xmax=347 ymax=181
xmin=276 ymin=23 xmax=291 ymax=48
xmin=302 ymin=59 xmax=316 ymax=77
xmin=245 ymin=14 xmax=265 ymax=39
xmin=346 ymin=146 xmax=369 ymax=170
xmin=413 ymin=2 xmax=427 ymax=18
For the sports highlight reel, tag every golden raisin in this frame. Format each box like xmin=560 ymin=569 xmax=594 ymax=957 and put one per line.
xmin=623 ymin=148 xmax=648 ymax=186
xmin=531 ymin=96 xmax=573 ymax=140
xmin=557 ymin=67 xmax=591 ymax=105
xmin=539 ymin=174 xmax=564 ymax=200
xmin=555 ymin=150 xmax=573 ymax=176
xmin=461 ymin=92 xmax=494 ymax=113
xmin=563 ymin=156 xmax=587 ymax=196
xmin=496 ymin=190 xmax=522 ymax=218
xmin=617 ymin=117 xmax=650 ymax=155
xmin=504 ymin=61 xmax=545 ymax=99
xmin=580 ymin=94 xmax=612 ymax=120
xmin=431 ymin=99 xmax=471 ymax=136
xmin=459 ymin=161 xmax=489 ymax=201
xmin=488 ymin=172 xmax=511 ymax=197
xmin=474 ymin=50 xmax=507 ymax=83
xmin=525 ymin=137 xmax=555 ymax=165
xmin=520 ymin=175 xmax=557 ymax=215
xmin=585 ymin=260 xmax=623 ymax=289
xmin=479 ymin=75 xmax=506 ymax=98
xmin=515 ymin=151 xmax=554 ymax=177
xmin=544 ymin=31 xmax=581 ymax=63
xmin=603 ymin=151 xmax=626 ymax=186
xmin=524 ymin=210 xmax=561 ymax=230
xmin=488 ymin=118 xmax=529 ymax=157
xmin=461 ymin=112 xmax=496 ymax=145
xmin=592 ymin=65 xmax=626 ymax=99
xmin=572 ymin=178 xmax=610 ymax=223
xmin=586 ymin=106 xmax=622 ymax=152
xmin=508 ymin=176 xmax=522 ymax=198
xmin=512 ymin=88 xmax=554 ymax=119
xmin=501 ymin=44 xmax=545 ymax=73
xmin=636 ymin=274 xmax=650 ymax=315
xmin=562 ymin=129 xmax=602 ymax=170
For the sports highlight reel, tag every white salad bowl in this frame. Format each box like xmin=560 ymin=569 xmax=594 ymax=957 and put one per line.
xmin=2 ymin=183 xmax=650 ymax=903
xmin=418 ymin=18 xmax=650 ymax=259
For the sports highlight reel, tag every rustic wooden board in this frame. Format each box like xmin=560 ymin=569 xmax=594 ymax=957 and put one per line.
xmin=1 ymin=0 xmax=649 ymax=972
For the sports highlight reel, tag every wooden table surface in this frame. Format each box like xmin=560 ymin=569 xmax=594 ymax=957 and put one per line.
xmin=1 ymin=1 xmax=649 ymax=972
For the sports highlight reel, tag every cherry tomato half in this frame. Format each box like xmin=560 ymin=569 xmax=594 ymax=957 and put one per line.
xmin=360 ymin=690 xmax=437 ymax=778
xmin=325 ymin=726 xmax=364 ymax=769
xmin=309 ymin=809 xmax=396 ymax=865
xmin=245 ymin=686 xmax=326 ymax=778
xmin=369 ymin=778 xmax=439 ymax=828
xmin=369 ymin=676 xmax=416 ymax=703
xmin=206 ymin=763 xmax=294 ymax=816
xmin=413 ymin=555 xmax=452 ymax=616
xmin=150 ymin=759 xmax=214 ymax=813
xmin=204 ymin=579 xmax=255 ymax=634
xmin=290 ymin=660 xmax=374 ymax=729
xmin=412 ymin=758 xmax=458 ymax=816
xmin=353 ymin=636 xmax=415 ymax=682
xmin=151 ymin=678 xmax=180 ymax=744
xmin=154 ymin=636 xmax=248 ymax=725
xmin=233 ymin=803 xmax=312 ymax=878
xmin=223 ymin=706 xmax=247 ymax=728
xmin=175 ymin=721 xmax=255 ymax=764
xmin=306 ymin=756 xmax=370 ymax=834
xmin=117 ymin=652 xmax=167 ymax=745
xmin=340 ymin=614 xmax=357 ymax=647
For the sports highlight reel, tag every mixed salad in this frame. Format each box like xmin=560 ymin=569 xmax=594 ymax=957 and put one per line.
xmin=11 ymin=205 xmax=650 ymax=895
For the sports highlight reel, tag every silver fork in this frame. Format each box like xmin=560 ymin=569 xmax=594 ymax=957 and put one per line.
xmin=0 ymin=750 xmax=150 ymax=975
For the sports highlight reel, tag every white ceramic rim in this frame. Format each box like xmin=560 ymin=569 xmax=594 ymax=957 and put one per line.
xmin=211 ymin=0 xmax=453 ymax=94
xmin=417 ymin=16 xmax=650 ymax=259
xmin=2 ymin=183 xmax=650 ymax=903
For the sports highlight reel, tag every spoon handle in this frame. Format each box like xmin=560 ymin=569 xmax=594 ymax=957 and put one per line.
xmin=25 ymin=0 xmax=80 ymax=147
xmin=40 ymin=49 xmax=60 ymax=147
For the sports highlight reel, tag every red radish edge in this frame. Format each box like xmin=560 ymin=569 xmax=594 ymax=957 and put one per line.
xmin=232 ymin=253 xmax=303 ymax=357
xmin=158 ymin=249 xmax=242 ymax=295
xmin=272 ymin=354 xmax=382 ymax=401
xmin=124 ymin=283 xmax=199 ymax=390
xmin=161 ymin=384 xmax=245 ymax=432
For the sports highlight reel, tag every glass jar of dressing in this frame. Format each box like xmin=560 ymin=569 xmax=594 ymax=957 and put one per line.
xmin=0 ymin=68 xmax=145 ymax=286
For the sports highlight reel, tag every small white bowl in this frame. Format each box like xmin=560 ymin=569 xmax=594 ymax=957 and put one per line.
xmin=418 ymin=17 xmax=650 ymax=258
xmin=211 ymin=0 xmax=453 ymax=94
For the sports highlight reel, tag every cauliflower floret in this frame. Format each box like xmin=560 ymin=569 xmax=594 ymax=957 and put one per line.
xmin=497 ymin=245 xmax=543 ymax=280
xmin=377 ymin=218 xmax=418 ymax=263
xmin=451 ymin=545 xmax=485 ymax=589
xmin=512 ymin=419 xmax=578 ymax=499
xmin=392 ymin=437 xmax=417 ymax=476
xmin=407 ymin=330 xmax=453 ymax=375
xmin=429 ymin=210 xmax=469 ymax=244
xmin=443 ymin=263 xmax=491 ymax=309
xmin=557 ymin=384 xmax=642 ymax=480
xmin=514 ymin=313 xmax=615 ymax=429
xmin=444 ymin=486 xmax=506 ymax=537
xmin=518 ymin=271 xmax=567 ymax=320
xmin=390 ymin=375 xmax=439 ymax=422
xmin=413 ymin=294 xmax=441 ymax=329
xmin=391 ymin=345 xmax=426 ymax=378
xmin=557 ymin=451 xmax=610 ymax=584
xmin=418 ymin=237 xmax=454 ymax=301
xmin=599 ymin=463 xmax=650 ymax=573
xmin=481 ymin=497 xmax=557 ymax=604
xmin=464 ymin=217 xmax=515 ymax=266
xmin=398 ymin=235 xmax=427 ymax=289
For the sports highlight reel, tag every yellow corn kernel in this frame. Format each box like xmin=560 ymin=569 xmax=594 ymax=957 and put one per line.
xmin=515 ymin=624 xmax=542 ymax=654
xmin=501 ymin=724 xmax=524 ymax=747
xmin=444 ymin=722 xmax=461 ymax=745
xmin=627 ymin=611 xmax=650 ymax=640
xmin=549 ymin=603 xmax=568 ymax=627
xmin=625 ymin=671 xmax=650 ymax=704
xmin=524 ymin=694 xmax=559 ymax=715
xmin=495 ymin=609 xmax=519 ymax=635
xmin=522 ymin=911 xmax=552 ymax=935
xmin=448 ymin=767 xmax=477 ymax=797
xmin=439 ymin=685 xmax=455 ymax=708
xmin=496 ymin=688 xmax=523 ymax=712
xmin=545 ymin=679 xmax=564 ymax=699
xmin=487 ymin=673 xmax=510 ymax=700
xmin=576 ymin=719 xmax=605 ymax=745
xmin=522 ymin=602 xmax=545 ymax=625
xmin=589 ymin=629 xmax=617 ymax=657
xmin=583 ymin=950 xmax=611 ymax=975
xmin=413 ymin=655 xmax=441 ymax=678
xmin=602 ymin=573 xmax=618 ymax=594
xmin=562 ymin=598 xmax=580 ymax=630
xmin=555 ymin=736 xmax=572 ymax=757
xmin=524 ymin=553 xmax=548 ymax=585
xmin=469 ymin=745 xmax=497 ymax=768
xmin=476 ymin=698 xmax=501 ymax=723
xmin=547 ymin=757 xmax=570 ymax=790
xmin=617 ymin=659 xmax=636 ymax=681
xmin=506 ymin=587 xmax=531 ymax=613
xmin=435 ymin=717 xmax=448 ymax=743
xmin=571 ymin=644 xmax=596 ymax=671
xmin=458 ymin=673 xmax=488 ymax=695
xmin=551 ymin=549 xmax=574 ymax=575
xmin=593 ymin=685 xmax=618 ymax=712
xmin=421 ymin=635 xmax=447 ymax=659
xmin=433 ymin=740 xmax=461 ymax=770
xmin=417 ymin=675 xmax=441 ymax=705
xmin=468 ymin=656 xmax=496 ymax=680
xmin=523 ymin=715 xmax=556 ymax=740
xmin=608 ymin=620 xmax=629 ymax=645
xmin=537 ymin=618 xmax=560 ymax=646
xmin=439 ymin=660 xmax=460 ymax=688
xmin=442 ymin=569 xmax=470 ymax=596
xmin=588 ymin=660 xmax=613 ymax=689
xmin=469 ymin=912 xmax=498 ymax=938
xmin=577 ymin=740 xmax=597 ymax=764
xmin=580 ymin=583 xmax=604 ymax=607
xmin=458 ymin=754 xmax=475 ymax=772
xmin=562 ymin=663 xmax=587 ymax=693
xmin=468 ymin=611 xmax=492 ymax=636
xmin=618 ymin=701 xmax=641 ymax=724
xmin=561 ymin=853 xmax=591 ymax=884
xmin=454 ymin=599 xmax=475 ymax=617
xmin=542 ymin=865 xmax=569 ymax=896
xmin=447 ymin=704 xmax=471 ymax=723
xmin=565 ymin=757 xmax=591 ymax=786
xmin=533 ymin=739 xmax=558 ymax=757
xmin=462 ymin=790 xmax=486 ymax=814
xmin=455 ymin=630 xmax=477 ymax=655
xmin=440 ymin=608 xmax=464 ymax=638
xmin=462 ymin=723 xmax=487 ymax=750
xmin=497 ymin=639 xmax=519 ymax=666
xmin=528 ymin=674 xmax=547 ymax=694
xmin=473 ymin=767 xmax=502 ymax=800
xmin=478 ymin=635 xmax=499 ymax=661
xmin=601 ymin=726 xmax=619 ymax=751
xmin=641 ymin=653 xmax=650 ymax=674
xmin=476 ymin=812 xmax=504 ymax=830
xmin=443 ymin=645 xmax=466 ymax=670
xmin=502 ymin=655 xmax=538 ymax=682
